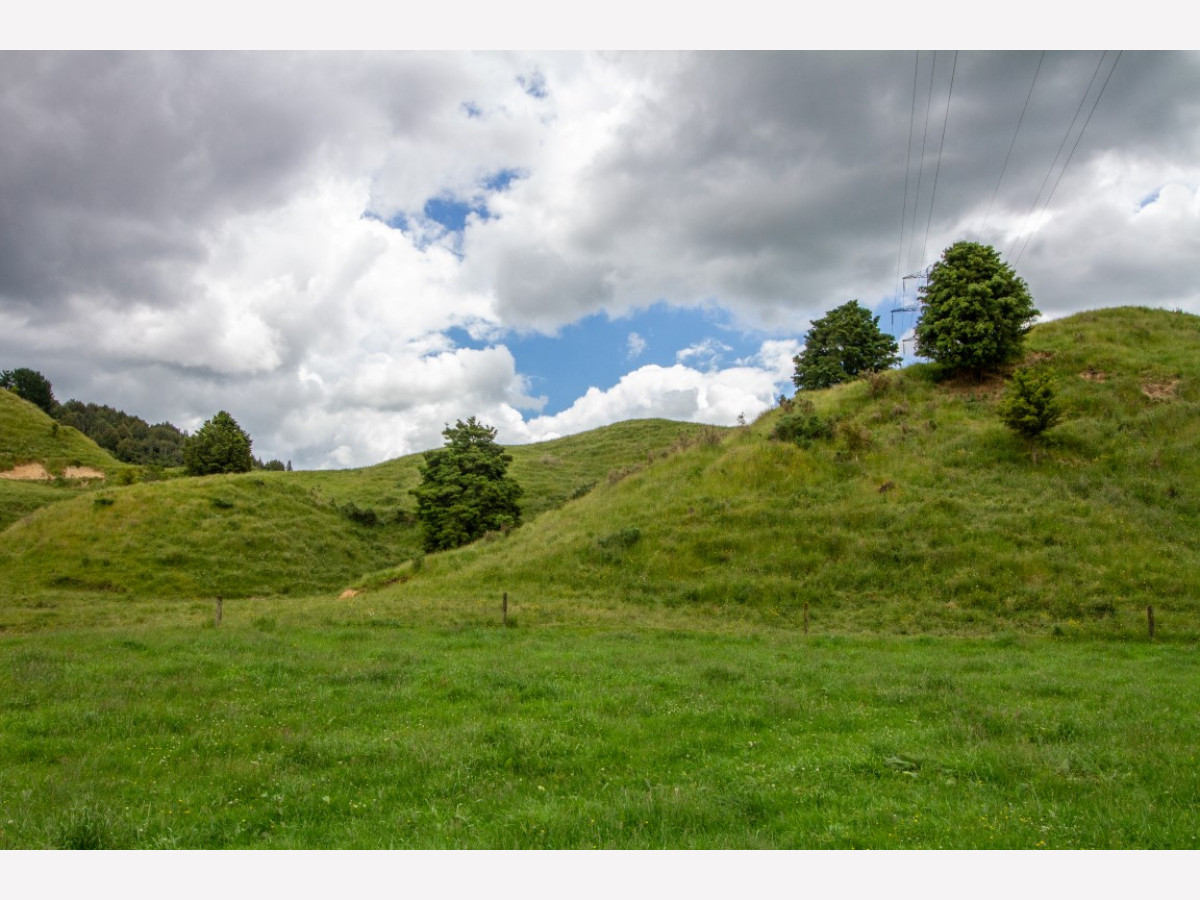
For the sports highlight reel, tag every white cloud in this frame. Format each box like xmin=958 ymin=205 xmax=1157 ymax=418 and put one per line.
xmin=626 ymin=332 xmax=647 ymax=359
xmin=675 ymin=338 xmax=733 ymax=370
xmin=517 ymin=346 xmax=790 ymax=443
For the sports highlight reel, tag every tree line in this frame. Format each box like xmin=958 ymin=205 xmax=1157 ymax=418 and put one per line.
xmin=1 ymin=370 xmax=288 ymax=473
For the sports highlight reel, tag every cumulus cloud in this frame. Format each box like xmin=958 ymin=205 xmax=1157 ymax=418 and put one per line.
xmin=516 ymin=342 xmax=792 ymax=442
xmin=675 ymin=338 xmax=733 ymax=371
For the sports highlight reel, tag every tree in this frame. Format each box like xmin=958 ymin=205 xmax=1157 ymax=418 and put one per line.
xmin=183 ymin=411 xmax=254 ymax=476
xmin=55 ymin=399 xmax=188 ymax=466
xmin=792 ymin=300 xmax=900 ymax=391
xmin=999 ymin=367 xmax=1062 ymax=439
xmin=1 ymin=367 xmax=57 ymax=415
xmin=914 ymin=241 xmax=1038 ymax=377
xmin=411 ymin=417 xmax=523 ymax=552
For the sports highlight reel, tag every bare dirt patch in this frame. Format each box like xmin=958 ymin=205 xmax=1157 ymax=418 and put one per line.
xmin=63 ymin=466 xmax=106 ymax=480
xmin=1142 ymin=378 xmax=1180 ymax=401
xmin=939 ymin=372 xmax=1007 ymax=398
xmin=1080 ymin=368 xmax=1108 ymax=382
xmin=0 ymin=463 xmax=107 ymax=481
xmin=0 ymin=463 xmax=52 ymax=481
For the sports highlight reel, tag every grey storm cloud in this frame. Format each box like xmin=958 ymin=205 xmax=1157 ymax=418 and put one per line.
xmin=467 ymin=51 xmax=1200 ymax=331
xmin=0 ymin=52 xmax=492 ymax=317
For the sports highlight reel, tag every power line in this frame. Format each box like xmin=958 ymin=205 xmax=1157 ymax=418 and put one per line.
xmin=1012 ymin=51 xmax=1123 ymax=265
xmin=920 ymin=49 xmax=958 ymax=268
xmin=908 ymin=50 xmax=938 ymax=273
xmin=895 ymin=51 xmax=920 ymax=300
xmin=1006 ymin=51 xmax=1108 ymax=261
xmin=983 ymin=50 xmax=1045 ymax=232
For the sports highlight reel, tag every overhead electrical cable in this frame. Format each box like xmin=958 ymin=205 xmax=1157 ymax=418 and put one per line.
xmin=983 ymin=50 xmax=1045 ymax=231
xmin=1013 ymin=51 xmax=1122 ymax=264
xmin=920 ymin=49 xmax=958 ymax=268
xmin=1007 ymin=51 xmax=1108 ymax=261
xmin=895 ymin=51 xmax=920 ymax=299
xmin=908 ymin=50 xmax=938 ymax=273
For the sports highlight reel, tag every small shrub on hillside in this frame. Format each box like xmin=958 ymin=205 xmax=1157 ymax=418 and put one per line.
xmin=340 ymin=502 xmax=379 ymax=527
xmin=866 ymin=371 xmax=894 ymax=398
xmin=596 ymin=527 xmax=641 ymax=550
xmin=837 ymin=421 xmax=874 ymax=455
xmin=593 ymin=527 xmax=641 ymax=564
xmin=570 ymin=481 xmax=597 ymax=501
xmin=999 ymin=367 xmax=1062 ymax=439
xmin=772 ymin=412 xmax=834 ymax=447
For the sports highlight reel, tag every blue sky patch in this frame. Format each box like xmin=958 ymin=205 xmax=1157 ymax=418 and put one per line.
xmin=483 ymin=168 xmax=525 ymax=192
xmin=518 ymin=71 xmax=548 ymax=99
xmin=452 ymin=303 xmax=790 ymax=416
xmin=423 ymin=195 xmax=486 ymax=233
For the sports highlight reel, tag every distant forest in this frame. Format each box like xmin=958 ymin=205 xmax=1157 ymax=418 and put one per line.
xmin=4 ymin=365 xmax=287 ymax=470
xmin=55 ymin=400 xmax=189 ymax=467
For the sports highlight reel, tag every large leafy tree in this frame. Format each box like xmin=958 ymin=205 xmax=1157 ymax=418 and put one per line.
xmin=792 ymin=300 xmax=900 ymax=391
xmin=183 ymin=411 xmax=254 ymax=476
xmin=412 ymin=417 xmax=523 ymax=553
xmin=1 ymin=367 xmax=57 ymax=416
xmin=914 ymin=241 xmax=1038 ymax=377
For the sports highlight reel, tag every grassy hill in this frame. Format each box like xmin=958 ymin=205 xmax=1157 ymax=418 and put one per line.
xmin=2 ymin=306 xmax=1197 ymax=638
xmin=0 ymin=388 xmax=125 ymax=476
xmin=0 ymin=417 xmax=714 ymax=624
xmin=0 ymin=389 xmax=132 ymax=530
xmin=352 ymin=307 xmax=1200 ymax=638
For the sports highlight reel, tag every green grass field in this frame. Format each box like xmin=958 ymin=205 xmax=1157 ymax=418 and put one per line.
xmin=2 ymin=620 xmax=1196 ymax=849
xmin=2 ymin=306 xmax=1199 ymax=848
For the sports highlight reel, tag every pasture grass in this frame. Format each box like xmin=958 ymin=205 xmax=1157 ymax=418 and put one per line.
xmin=1 ymin=617 xmax=1196 ymax=849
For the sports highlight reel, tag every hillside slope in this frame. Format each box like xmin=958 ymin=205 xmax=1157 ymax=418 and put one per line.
xmin=0 ymin=388 xmax=125 ymax=476
xmin=370 ymin=307 xmax=1200 ymax=636
xmin=0 ymin=418 xmax=714 ymax=612
xmin=0 ymin=389 xmax=130 ymax=529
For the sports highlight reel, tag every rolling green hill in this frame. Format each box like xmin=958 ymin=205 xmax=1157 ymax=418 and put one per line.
xmin=0 ymin=389 xmax=132 ymax=529
xmin=0 ymin=387 xmax=126 ymax=476
xmin=3 ymin=307 xmax=1198 ymax=639
xmin=359 ymin=307 xmax=1200 ymax=637
xmin=0 ymin=417 xmax=714 ymax=620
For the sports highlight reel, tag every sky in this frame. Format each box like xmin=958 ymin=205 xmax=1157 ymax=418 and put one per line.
xmin=2 ymin=47 xmax=1198 ymax=469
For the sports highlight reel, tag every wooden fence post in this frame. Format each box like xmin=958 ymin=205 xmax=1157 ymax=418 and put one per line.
xmin=803 ymin=602 xmax=809 ymax=635
xmin=215 ymin=597 xmax=223 ymax=627
xmin=502 ymin=592 xmax=508 ymax=627
xmin=1147 ymin=605 xmax=1155 ymax=639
